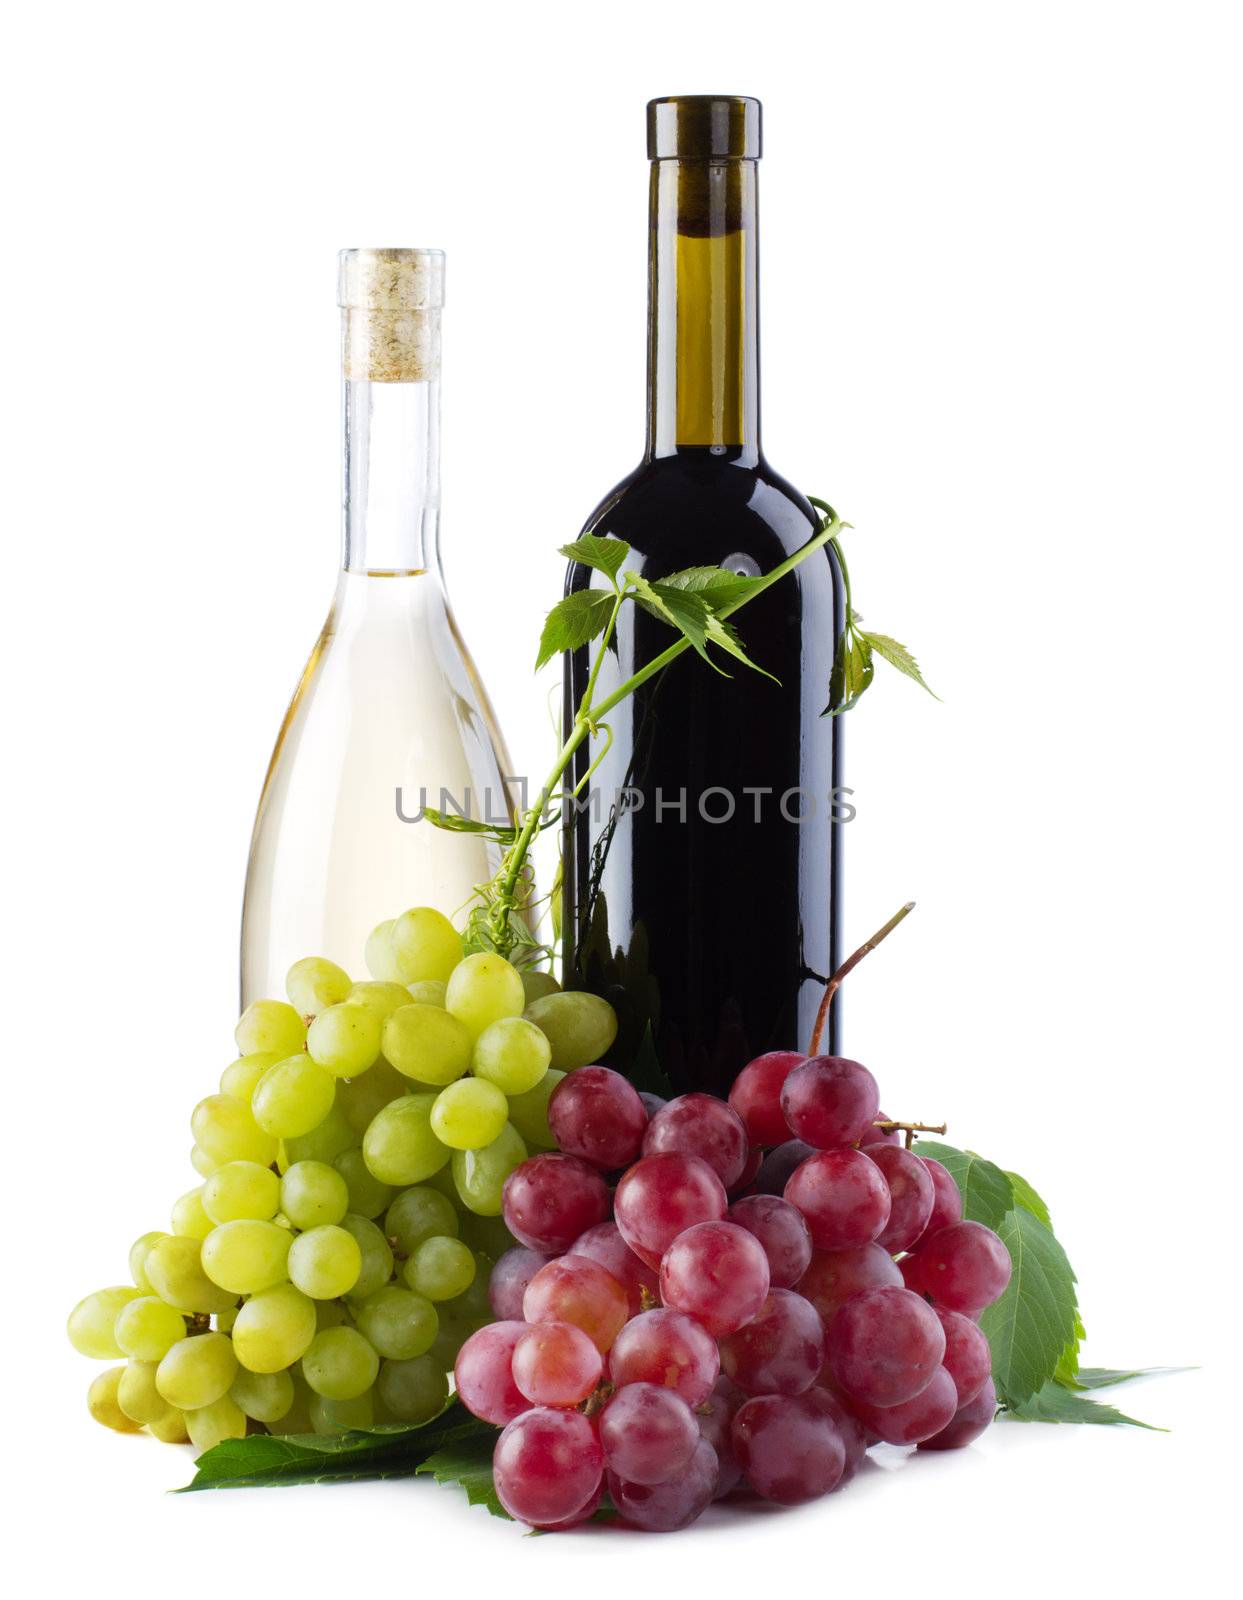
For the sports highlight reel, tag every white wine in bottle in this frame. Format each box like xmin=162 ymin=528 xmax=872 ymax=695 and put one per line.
xmin=241 ymin=249 xmax=514 ymax=1003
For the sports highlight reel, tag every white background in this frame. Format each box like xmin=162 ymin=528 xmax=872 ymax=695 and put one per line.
xmin=3 ymin=1 xmax=1237 ymax=1592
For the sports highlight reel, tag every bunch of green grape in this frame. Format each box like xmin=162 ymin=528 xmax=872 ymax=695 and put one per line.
xmin=68 ymin=906 xmax=619 ymax=1451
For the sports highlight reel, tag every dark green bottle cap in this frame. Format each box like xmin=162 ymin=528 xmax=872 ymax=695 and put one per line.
xmin=647 ymin=96 xmax=762 ymax=161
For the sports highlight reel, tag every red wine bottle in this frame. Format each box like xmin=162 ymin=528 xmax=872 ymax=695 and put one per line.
xmin=562 ymin=97 xmax=845 ymax=1095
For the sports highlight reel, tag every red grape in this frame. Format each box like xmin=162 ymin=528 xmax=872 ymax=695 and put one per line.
xmin=860 ymin=1111 xmax=901 ymax=1147
xmin=754 ymin=1139 xmax=815 ymax=1195
xmin=638 ymin=1092 xmax=667 ymax=1118
xmin=569 ymin=1221 xmax=659 ymax=1316
xmin=899 ymin=1250 xmax=926 ymax=1293
xmin=659 ymin=1221 xmax=770 ymax=1337
xmin=935 ymin=1307 xmax=992 ymax=1406
xmin=784 ymin=1147 xmax=891 ymax=1250
xmin=912 ymin=1156 xmax=964 ymax=1247
xmin=919 ymin=1374 xmax=997 ymax=1451
xmin=492 ymin=1406 xmax=603 ymax=1527
xmin=718 ymin=1288 xmax=825 ymax=1396
xmin=917 ymin=1221 xmax=1012 ymax=1314
xmin=849 ymin=1363 xmax=959 ymax=1445
xmin=613 ymin=1151 xmax=727 ymax=1270
xmin=512 ymin=1320 xmax=603 ymax=1406
xmin=808 ymin=1382 xmax=870 ymax=1480
xmin=797 ymin=1243 xmax=904 ymax=1322
xmin=523 ymin=1255 xmax=629 ymax=1353
xmin=730 ymin=1146 xmax=764 ymax=1196
xmin=502 ymin=1153 xmax=610 ymax=1254
xmin=728 ymin=1194 xmax=813 ymax=1288
xmin=826 ymin=1285 xmax=946 ymax=1407
xmin=607 ymin=1437 xmax=719 ymax=1531
xmin=488 ymin=1247 xmax=551 ymax=1321
xmin=598 ymin=1381 xmax=700 ymax=1484
xmin=731 ymin=1389 xmax=847 ymax=1504
xmin=608 ymin=1308 xmax=720 ymax=1406
xmin=454 ymin=1321 xmax=531 ymax=1425
xmin=642 ymin=1093 xmax=749 ymax=1189
xmin=538 ymin=1483 xmax=604 ymax=1530
xmin=781 ymin=1056 xmax=880 ymax=1150
xmin=868 ymin=1144 xmax=936 ymax=1253
xmin=696 ymin=1375 xmax=746 ymax=1498
xmin=728 ymin=1051 xmax=805 ymax=1146
xmin=548 ymin=1067 xmax=647 ymax=1170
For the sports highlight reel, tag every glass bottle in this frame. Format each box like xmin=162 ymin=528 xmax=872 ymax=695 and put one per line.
xmin=241 ymin=248 xmax=514 ymax=1003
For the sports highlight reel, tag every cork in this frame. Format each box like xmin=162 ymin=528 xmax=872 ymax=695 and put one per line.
xmin=338 ymin=248 xmax=445 ymax=383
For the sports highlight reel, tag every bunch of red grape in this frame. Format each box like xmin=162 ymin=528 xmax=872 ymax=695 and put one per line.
xmin=454 ymin=1050 xmax=1011 ymax=1530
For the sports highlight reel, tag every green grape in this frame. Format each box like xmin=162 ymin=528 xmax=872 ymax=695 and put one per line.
xmin=185 ymin=1394 xmax=247 ymax=1451
xmin=315 ymin=1298 xmax=349 ymax=1330
xmin=338 ymin=1057 xmax=411 ymax=1133
xmin=451 ymin=1122 xmax=528 ymax=1215
xmin=279 ymin=1160 xmax=348 ymax=1228
xmin=355 ymin=1285 xmax=438 ymax=1360
xmin=114 ymin=1296 xmax=187 ymax=1362
xmin=142 ymin=1235 xmax=237 ymax=1315
xmin=219 ymin=1051 xmax=282 ymax=1102
xmin=339 ymin=1214 xmax=395 ymax=1302
xmin=301 ymin=1326 xmax=379 ymax=1400
xmin=472 ymin=1015 xmax=551 ymax=1095
xmin=383 ymin=1186 xmax=458 ymax=1255
xmin=156 ymin=1330 xmax=237 ymax=1410
xmin=310 ymin=1391 xmax=375 ymax=1433
xmin=201 ymin=1219 xmax=292 ymax=1295
xmin=116 ymin=1359 xmax=168 ymax=1424
xmin=521 ymin=969 xmax=561 ymax=1004
xmin=190 ymin=1144 xmax=220 ymax=1178
xmin=306 ymin=1002 xmax=382 ymax=1079
xmin=376 ymin=1355 xmax=448 ymax=1423
xmin=148 ymin=1407 xmax=189 ymax=1443
xmin=406 ymin=979 xmax=447 ymax=1007
xmin=215 ymin=1304 xmax=239 ymax=1334
xmin=403 ymin=1236 xmax=476 ymax=1301
xmin=505 ymin=1067 xmax=565 ymax=1150
xmin=229 ymin=1366 xmax=294 ymax=1424
xmin=287 ymin=1224 xmax=362 ymax=1299
xmin=170 ymin=1186 xmax=214 ymax=1240
xmin=191 ymin=1094 xmax=278 ymax=1167
xmin=235 ymin=998 xmax=306 ymax=1059
xmin=129 ymin=1231 xmax=168 ymax=1294
xmin=286 ymin=955 xmax=352 ymax=1017
xmin=522 ymin=990 xmax=619 ymax=1071
xmin=430 ymin=1077 xmax=508 ymax=1150
xmin=381 ymin=1003 xmax=472 ymax=1087
xmin=390 ymin=906 xmax=463 ymax=985
xmin=67 ymin=1286 xmax=142 ymax=1358
xmin=333 ymin=1147 xmax=394 ymax=1218
xmin=445 ymin=952 xmax=525 ymax=1039
xmin=252 ymin=1054 xmax=336 ymax=1138
xmin=364 ymin=918 xmax=403 ymax=982
xmin=231 ymin=1283 xmax=317 ymax=1373
xmin=282 ymin=1099 xmax=355 ymax=1166
xmin=204 ymin=1160 xmax=281 ymax=1225
xmin=267 ymin=1372 xmax=315 ymax=1435
xmin=362 ymin=1093 xmax=446 ymax=1186
xmin=456 ymin=1208 xmax=517 ymax=1259
xmin=348 ymin=980 xmax=417 ymax=1018
xmin=443 ymin=1261 xmax=493 ymax=1329
xmin=88 ymin=1366 xmax=141 ymax=1432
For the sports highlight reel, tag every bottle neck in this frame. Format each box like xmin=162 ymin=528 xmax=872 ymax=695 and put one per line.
xmin=342 ymin=375 xmax=441 ymax=576
xmin=646 ymin=158 xmax=760 ymax=461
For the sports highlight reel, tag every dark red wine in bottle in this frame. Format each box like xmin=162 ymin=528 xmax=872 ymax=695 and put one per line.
xmin=562 ymin=97 xmax=845 ymax=1096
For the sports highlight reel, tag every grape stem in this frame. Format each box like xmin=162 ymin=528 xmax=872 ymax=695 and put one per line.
xmin=874 ymin=1118 xmax=949 ymax=1151
xmin=807 ymin=902 xmax=916 ymax=1056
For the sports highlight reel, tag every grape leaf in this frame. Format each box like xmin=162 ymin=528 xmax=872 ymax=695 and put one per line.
xmin=1004 ymin=1380 xmax=1163 ymax=1430
xmin=631 ymin=575 xmax=777 ymax=681
xmin=1006 ymin=1169 xmax=1053 ymax=1229
xmin=913 ymin=1140 xmax=1014 ymax=1229
xmin=1054 ymin=1308 xmax=1087 ymax=1387
xmin=824 ymin=632 xmax=875 ymax=716
xmin=415 ymin=1434 xmax=509 ymax=1519
xmin=980 ymin=1207 xmax=1078 ymax=1407
xmin=559 ymin=535 xmax=631 ymax=585
xmin=535 ymin=590 xmax=616 ymax=670
xmin=421 ymin=808 xmax=518 ymax=845
xmin=860 ymin=631 xmax=939 ymax=699
xmin=659 ymin=565 xmax=762 ymax=610
xmin=1070 ymin=1366 xmax=1191 ymax=1390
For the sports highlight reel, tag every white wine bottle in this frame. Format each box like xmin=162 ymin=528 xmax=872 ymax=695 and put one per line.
xmin=241 ymin=248 xmax=514 ymax=1003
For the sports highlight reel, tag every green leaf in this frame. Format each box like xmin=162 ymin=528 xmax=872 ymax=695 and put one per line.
xmin=415 ymin=1433 xmax=509 ymax=1519
xmin=823 ymin=631 xmax=874 ymax=716
xmin=980 ymin=1207 xmax=1079 ymax=1406
xmin=1006 ymin=1169 xmax=1053 ymax=1229
xmin=913 ymin=1140 xmax=1015 ymax=1229
xmin=631 ymin=576 xmax=777 ymax=681
xmin=1054 ymin=1309 xmax=1087 ymax=1387
xmin=703 ymin=611 xmax=780 ymax=682
xmin=421 ymin=808 xmax=517 ymax=846
xmin=659 ymin=565 xmax=763 ymax=610
xmin=559 ymin=535 xmax=631 ymax=586
xmin=535 ymin=589 xmax=616 ymax=670
xmin=1004 ymin=1380 xmax=1163 ymax=1430
xmin=860 ymin=631 xmax=939 ymax=700
xmin=180 ymin=1403 xmax=492 ymax=1491
xmin=1069 ymin=1366 xmax=1191 ymax=1391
